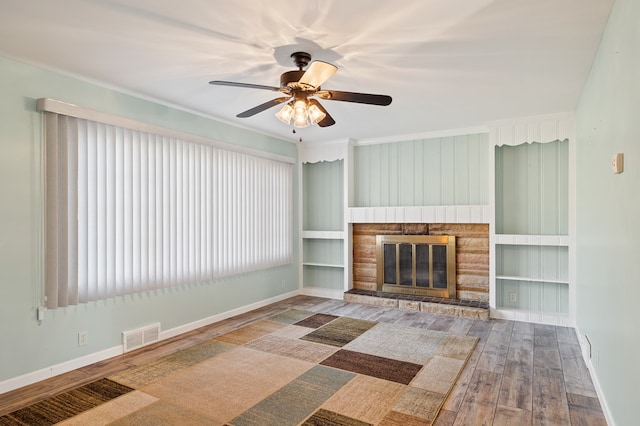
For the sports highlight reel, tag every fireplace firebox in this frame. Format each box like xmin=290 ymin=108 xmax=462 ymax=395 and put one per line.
xmin=376 ymin=235 xmax=456 ymax=298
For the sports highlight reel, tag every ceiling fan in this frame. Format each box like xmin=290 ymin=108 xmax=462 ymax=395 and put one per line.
xmin=209 ymin=52 xmax=392 ymax=128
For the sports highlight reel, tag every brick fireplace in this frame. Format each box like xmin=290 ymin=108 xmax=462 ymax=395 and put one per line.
xmin=352 ymin=223 xmax=489 ymax=302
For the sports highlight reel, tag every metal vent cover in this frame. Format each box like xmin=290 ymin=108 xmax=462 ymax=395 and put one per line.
xmin=122 ymin=323 xmax=161 ymax=352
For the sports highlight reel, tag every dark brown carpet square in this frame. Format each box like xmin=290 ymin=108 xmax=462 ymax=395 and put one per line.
xmin=0 ymin=378 xmax=133 ymax=425
xmin=294 ymin=313 xmax=339 ymax=329
xmin=320 ymin=349 xmax=423 ymax=385
xmin=301 ymin=317 xmax=378 ymax=347
xmin=302 ymin=408 xmax=373 ymax=426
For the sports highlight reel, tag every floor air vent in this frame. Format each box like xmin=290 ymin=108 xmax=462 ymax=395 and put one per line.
xmin=122 ymin=323 xmax=161 ymax=352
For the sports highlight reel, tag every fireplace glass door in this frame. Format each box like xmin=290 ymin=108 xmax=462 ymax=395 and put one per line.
xmin=377 ymin=235 xmax=456 ymax=298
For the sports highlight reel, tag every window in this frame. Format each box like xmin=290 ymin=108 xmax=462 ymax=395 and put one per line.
xmin=40 ymin=99 xmax=293 ymax=308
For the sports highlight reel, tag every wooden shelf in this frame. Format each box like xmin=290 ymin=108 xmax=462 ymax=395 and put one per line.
xmin=302 ymin=262 xmax=344 ymax=268
xmin=302 ymin=230 xmax=344 ymax=239
xmin=494 ymin=234 xmax=569 ymax=246
xmin=496 ymin=275 xmax=569 ymax=285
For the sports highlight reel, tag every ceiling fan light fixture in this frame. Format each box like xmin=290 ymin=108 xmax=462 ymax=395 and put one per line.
xmin=307 ymin=103 xmax=326 ymax=124
xmin=292 ymin=100 xmax=310 ymax=128
xmin=275 ymin=102 xmax=294 ymax=125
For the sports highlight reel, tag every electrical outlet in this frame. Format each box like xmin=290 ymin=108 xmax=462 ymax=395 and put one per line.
xmin=281 ymin=279 xmax=285 ymax=289
xmin=78 ymin=331 xmax=88 ymax=346
xmin=509 ymin=292 xmax=517 ymax=303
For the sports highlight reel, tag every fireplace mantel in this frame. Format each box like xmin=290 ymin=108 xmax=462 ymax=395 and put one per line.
xmin=347 ymin=205 xmax=489 ymax=224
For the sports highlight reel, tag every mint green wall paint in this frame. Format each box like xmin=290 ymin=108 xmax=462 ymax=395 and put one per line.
xmin=353 ymin=134 xmax=488 ymax=207
xmin=495 ymin=141 xmax=569 ymax=235
xmin=0 ymin=56 xmax=298 ymax=383
xmin=303 ymin=239 xmax=344 ymax=266
xmin=303 ymin=160 xmax=344 ymax=231
xmin=302 ymin=160 xmax=344 ymax=290
xmin=496 ymin=245 xmax=568 ymax=312
xmin=575 ymin=0 xmax=639 ymax=423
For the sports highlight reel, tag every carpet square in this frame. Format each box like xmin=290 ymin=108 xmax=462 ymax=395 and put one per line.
xmin=215 ymin=319 xmax=285 ymax=345
xmin=434 ymin=334 xmax=479 ymax=360
xmin=56 ymin=391 xmax=158 ymax=425
xmin=296 ymin=365 xmax=357 ymax=393
xmin=109 ymin=400 xmax=219 ymax=425
xmin=3 ymin=379 xmax=133 ymax=425
xmin=379 ymin=410 xmax=432 ymax=425
xmin=391 ymin=387 xmax=444 ymax=422
xmin=410 ymin=355 xmax=466 ymax=394
xmin=300 ymin=317 xmax=378 ymax=347
xmin=110 ymin=340 xmax=236 ymax=388
xmin=270 ymin=324 xmax=317 ymax=339
xmin=344 ymin=322 xmax=447 ymax=364
xmin=302 ymin=408 xmax=373 ymax=426
xmin=268 ymin=309 xmax=316 ymax=324
xmin=320 ymin=375 xmax=406 ymax=425
xmin=294 ymin=313 xmax=339 ymax=328
xmin=230 ymin=366 xmax=354 ymax=426
xmin=320 ymin=349 xmax=423 ymax=385
xmin=245 ymin=333 xmax=339 ymax=363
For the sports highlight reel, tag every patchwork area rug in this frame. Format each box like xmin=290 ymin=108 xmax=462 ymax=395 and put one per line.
xmin=1 ymin=309 xmax=478 ymax=425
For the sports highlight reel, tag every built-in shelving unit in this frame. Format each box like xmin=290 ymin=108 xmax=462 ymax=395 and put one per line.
xmin=298 ymin=141 xmax=348 ymax=299
xmin=489 ymin=113 xmax=575 ymax=326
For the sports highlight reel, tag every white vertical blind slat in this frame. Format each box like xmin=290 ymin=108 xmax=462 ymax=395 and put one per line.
xmin=76 ymin=119 xmax=88 ymax=305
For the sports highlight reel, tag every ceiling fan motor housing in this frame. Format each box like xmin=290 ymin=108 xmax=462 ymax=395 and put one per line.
xmin=280 ymin=70 xmax=306 ymax=88
xmin=290 ymin=51 xmax=311 ymax=69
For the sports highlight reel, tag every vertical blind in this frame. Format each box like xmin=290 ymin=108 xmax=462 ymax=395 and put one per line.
xmin=44 ymin=111 xmax=293 ymax=308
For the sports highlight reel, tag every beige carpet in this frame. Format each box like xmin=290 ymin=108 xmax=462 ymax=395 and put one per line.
xmin=1 ymin=309 xmax=478 ymax=426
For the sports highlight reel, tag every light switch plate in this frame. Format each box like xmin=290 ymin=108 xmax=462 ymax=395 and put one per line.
xmin=611 ymin=153 xmax=624 ymax=174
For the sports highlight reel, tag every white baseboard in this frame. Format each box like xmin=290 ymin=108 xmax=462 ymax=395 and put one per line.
xmin=0 ymin=289 xmax=302 ymax=396
xmin=0 ymin=346 xmax=122 ymax=395
xmin=574 ymin=326 xmax=616 ymax=426
xmin=299 ymin=286 xmax=344 ymax=300
xmin=160 ymin=289 xmax=301 ymax=340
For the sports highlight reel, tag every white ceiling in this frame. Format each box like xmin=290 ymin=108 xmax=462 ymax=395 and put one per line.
xmin=0 ymin=0 xmax=613 ymax=143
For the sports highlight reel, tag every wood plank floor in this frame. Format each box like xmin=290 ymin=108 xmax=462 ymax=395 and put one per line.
xmin=0 ymin=295 xmax=607 ymax=425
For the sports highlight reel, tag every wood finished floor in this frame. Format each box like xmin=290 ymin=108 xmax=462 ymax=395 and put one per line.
xmin=0 ymin=295 xmax=607 ymax=425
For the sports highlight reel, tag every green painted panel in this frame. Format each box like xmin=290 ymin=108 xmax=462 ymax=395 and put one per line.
xmin=495 ymin=141 xmax=569 ymax=235
xmin=497 ymin=280 xmax=568 ymax=313
xmin=303 ymin=160 xmax=343 ymax=231
xmin=496 ymin=245 xmax=568 ymax=281
xmin=303 ymin=265 xmax=344 ymax=290
xmin=303 ymin=239 xmax=344 ymax=266
xmin=353 ymin=134 xmax=489 ymax=207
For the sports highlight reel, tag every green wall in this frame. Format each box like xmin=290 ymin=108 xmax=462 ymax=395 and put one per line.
xmin=354 ymin=134 xmax=488 ymax=207
xmin=0 ymin=56 xmax=298 ymax=384
xmin=575 ymin=0 xmax=639 ymax=423
xmin=303 ymin=160 xmax=344 ymax=231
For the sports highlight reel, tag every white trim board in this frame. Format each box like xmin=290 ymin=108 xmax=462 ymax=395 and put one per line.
xmin=299 ymin=286 xmax=344 ymax=300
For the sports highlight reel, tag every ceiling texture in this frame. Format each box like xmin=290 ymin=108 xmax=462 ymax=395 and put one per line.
xmin=0 ymin=0 xmax=614 ymax=143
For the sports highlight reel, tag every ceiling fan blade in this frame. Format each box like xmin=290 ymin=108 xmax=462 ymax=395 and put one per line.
xmin=316 ymin=90 xmax=392 ymax=106
xmin=298 ymin=61 xmax=338 ymax=89
xmin=209 ymin=80 xmax=287 ymax=93
xmin=236 ymin=97 xmax=291 ymax=118
xmin=308 ymin=99 xmax=335 ymax=127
